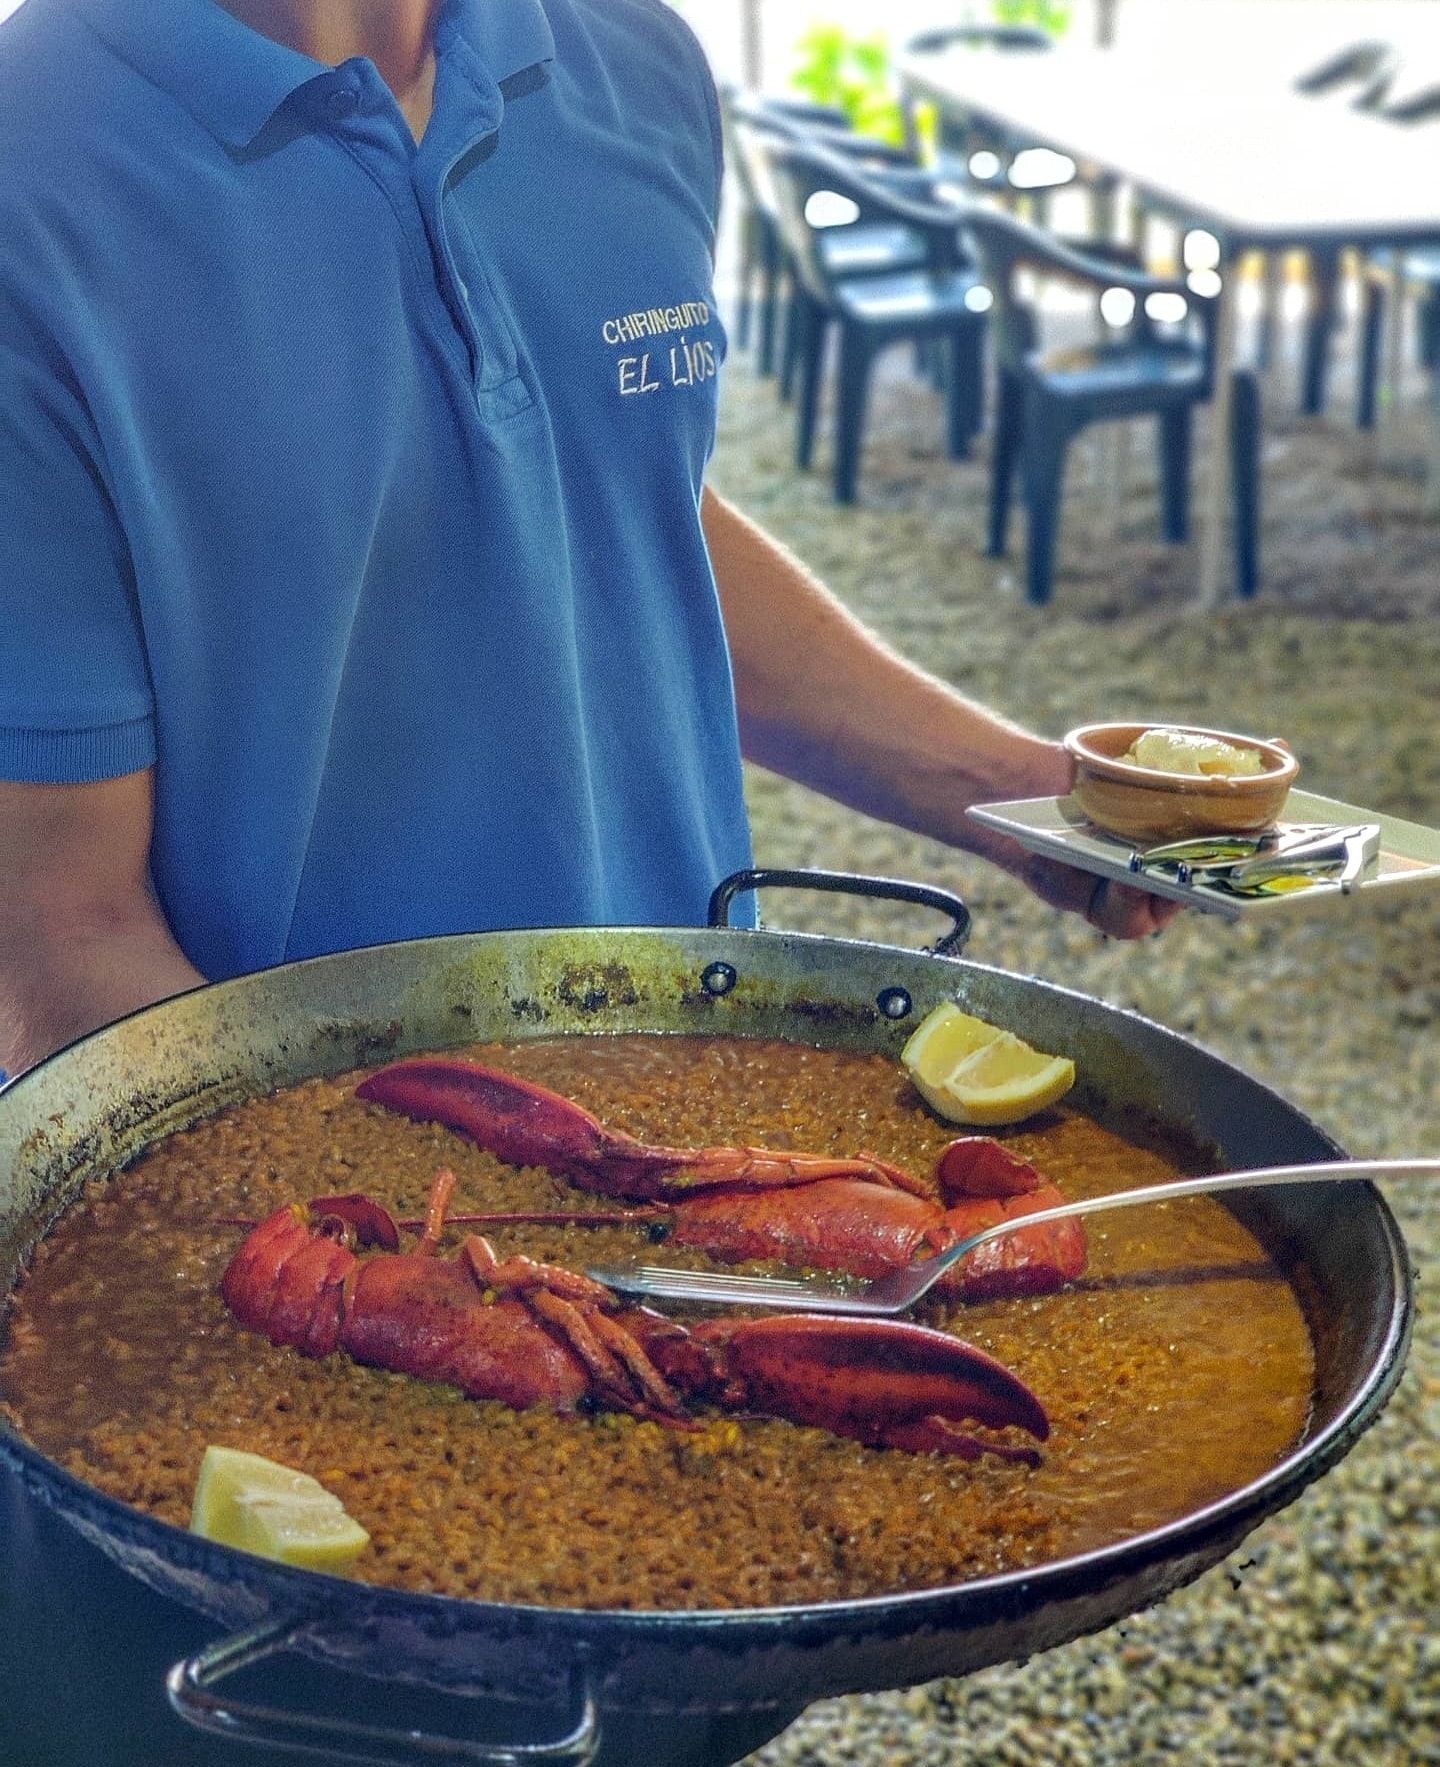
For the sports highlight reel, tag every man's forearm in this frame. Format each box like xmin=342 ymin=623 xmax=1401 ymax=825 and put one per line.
xmin=703 ymin=488 xmax=1071 ymax=861
xmin=702 ymin=488 xmax=1180 ymax=939
xmin=0 ymin=904 xmax=205 ymax=1076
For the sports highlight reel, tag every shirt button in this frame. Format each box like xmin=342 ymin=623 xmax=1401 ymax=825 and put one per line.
xmin=325 ymin=85 xmax=359 ymax=121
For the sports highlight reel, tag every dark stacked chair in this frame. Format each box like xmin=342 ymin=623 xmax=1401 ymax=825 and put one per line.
xmin=836 ymin=180 xmax=1262 ymax=602
xmin=964 ymin=206 xmax=1262 ymax=601
xmin=755 ymin=135 xmax=988 ymax=504
xmin=722 ymin=93 xmax=859 ymax=375
xmin=721 ymin=93 xmax=850 ymax=373
xmin=725 ymin=118 xmax=1265 ymax=597
xmin=721 ymin=91 xmax=928 ymax=384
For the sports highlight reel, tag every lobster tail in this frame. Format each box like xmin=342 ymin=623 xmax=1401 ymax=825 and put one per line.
xmin=219 ymin=1206 xmax=352 ymax=1358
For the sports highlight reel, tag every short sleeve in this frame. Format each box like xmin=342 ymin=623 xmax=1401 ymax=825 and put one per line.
xmin=0 ymin=295 xmax=155 ymax=783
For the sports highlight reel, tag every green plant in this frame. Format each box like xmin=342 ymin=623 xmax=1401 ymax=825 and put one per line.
xmin=789 ymin=25 xmax=905 ymax=144
xmin=992 ymin=0 xmax=1074 ymax=39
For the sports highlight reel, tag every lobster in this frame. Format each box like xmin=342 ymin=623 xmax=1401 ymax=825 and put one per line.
xmin=353 ymin=1057 xmax=1088 ymax=1302
xmin=219 ymin=1170 xmax=1049 ymax=1464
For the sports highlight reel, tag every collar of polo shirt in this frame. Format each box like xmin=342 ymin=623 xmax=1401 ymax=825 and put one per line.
xmin=72 ymin=0 xmax=555 ymax=150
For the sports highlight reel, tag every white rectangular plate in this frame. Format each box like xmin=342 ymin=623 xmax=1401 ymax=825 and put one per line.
xmin=968 ymin=789 xmax=1440 ymax=920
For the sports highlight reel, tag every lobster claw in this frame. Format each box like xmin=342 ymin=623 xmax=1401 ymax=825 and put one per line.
xmin=355 ymin=1059 xmax=634 ymax=1186
xmin=935 ymin=1137 xmax=1046 ymax=1199
xmin=355 ymin=1057 xmax=929 ymax=1198
xmin=683 ymin=1315 xmax=1049 ymax=1466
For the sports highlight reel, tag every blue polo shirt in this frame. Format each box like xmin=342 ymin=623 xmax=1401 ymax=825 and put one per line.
xmin=0 ymin=0 xmax=753 ymax=978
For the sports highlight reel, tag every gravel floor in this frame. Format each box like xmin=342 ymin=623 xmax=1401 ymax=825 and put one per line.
xmin=707 ymin=338 xmax=1440 ymax=1766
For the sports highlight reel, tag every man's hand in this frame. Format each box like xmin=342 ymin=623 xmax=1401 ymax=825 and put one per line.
xmin=702 ymin=489 xmax=1179 ymax=941
xmin=0 ymin=770 xmax=205 ymax=1075
xmin=1020 ymin=855 xmax=1185 ymax=938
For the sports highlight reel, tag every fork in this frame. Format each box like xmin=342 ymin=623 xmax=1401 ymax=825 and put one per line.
xmin=586 ymin=1158 xmax=1439 ymax=1315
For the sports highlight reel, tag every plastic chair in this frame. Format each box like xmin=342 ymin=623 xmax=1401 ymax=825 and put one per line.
xmin=974 ymin=211 xmax=1260 ymax=600
xmin=757 ymin=137 xmax=987 ymax=504
xmin=723 ymin=93 xmax=930 ymax=380
xmin=921 ymin=203 xmax=1261 ymax=602
xmin=720 ymin=92 xmax=849 ymax=371
xmin=737 ymin=103 xmax=965 ymax=403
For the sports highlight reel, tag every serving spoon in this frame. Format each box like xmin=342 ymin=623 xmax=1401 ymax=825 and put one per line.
xmin=588 ymin=1157 xmax=1440 ymax=1315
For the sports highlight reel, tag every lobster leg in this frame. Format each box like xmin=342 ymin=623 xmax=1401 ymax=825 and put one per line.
xmin=342 ymin=1246 xmax=600 ymax=1413
xmin=461 ymin=1235 xmax=691 ymax=1421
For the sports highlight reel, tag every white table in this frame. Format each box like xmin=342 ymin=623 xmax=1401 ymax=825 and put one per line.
xmin=899 ymin=43 xmax=1440 ymax=604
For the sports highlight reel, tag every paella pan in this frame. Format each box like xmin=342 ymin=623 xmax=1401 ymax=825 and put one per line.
xmin=0 ymin=875 xmax=1412 ymax=1765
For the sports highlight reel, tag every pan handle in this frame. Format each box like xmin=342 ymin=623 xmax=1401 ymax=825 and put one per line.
xmin=167 ymin=1618 xmax=601 ymax=1765
xmin=708 ymin=868 xmax=971 ymax=957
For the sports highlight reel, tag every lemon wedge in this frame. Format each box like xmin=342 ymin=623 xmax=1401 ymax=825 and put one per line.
xmin=901 ymin=1003 xmax=1076 ymax=1126
xmin=190 ymin=1446 xmax=370 ymax=1573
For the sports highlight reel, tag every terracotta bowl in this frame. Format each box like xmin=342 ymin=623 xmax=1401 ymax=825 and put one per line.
xmin=1063 ymin=723 xmax=1299 ymax=843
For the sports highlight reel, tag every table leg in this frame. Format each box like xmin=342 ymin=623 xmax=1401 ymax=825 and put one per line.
xmin=1197 ymin=264 xmax=1242 ymax=607
xmin=1087 ymin=175 xmax=1128 ymax=246
xmin=1105 ymin=419 xmax=1130 ymax=531
xmin=1382 ymin=261 xmax=1407 ymax=459
xmin=1257 ymin=252 xmax=1284 ymax=384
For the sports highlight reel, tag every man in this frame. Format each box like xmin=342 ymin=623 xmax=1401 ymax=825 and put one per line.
xmin=0 ymin=9 xmax=1179 ymax=1755
xmin=0 ymin=0 xmax=1172 ymax=1084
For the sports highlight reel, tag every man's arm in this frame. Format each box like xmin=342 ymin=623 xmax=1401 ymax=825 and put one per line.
xmin=702 ymin=488 xmax=1175 ymax=937
xmin=0 ymin=771 xmax=205 ymax=1076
